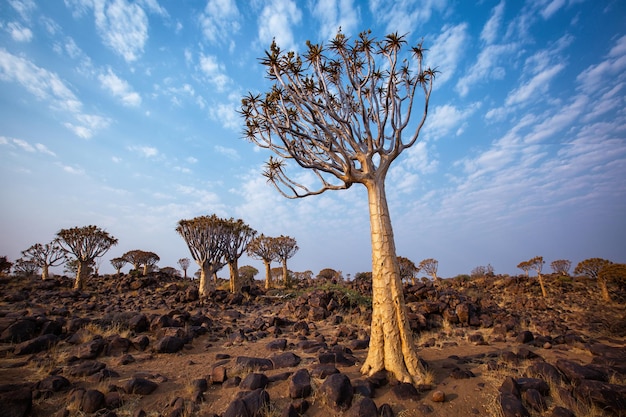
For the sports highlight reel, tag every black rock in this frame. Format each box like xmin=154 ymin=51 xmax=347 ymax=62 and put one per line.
xmin=320 ymin=373 xmax=353 ymax=410
xmin=348 ymin=397 xmax=378 ymax=417
xmin=289 ymin=369 xmax=311 ymax=399
xmin=124 ymin=377 xmax=158 ymax=395
xmin=240 ymin=373 xmax=269 ymax=390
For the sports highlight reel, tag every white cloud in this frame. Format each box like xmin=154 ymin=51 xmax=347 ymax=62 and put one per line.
xmin=455 ymin=43 xmax=517 ymax=97
xmin=186 ymin=156 xmax=198 ymax=164
xmin=200 ymin=0 xmax=241 ymax=45
xmin=198 ymin=54 xmax=231 ymax=92
xmin=505 ymin=63 xmax=565 ymax=106
xmin=57 ymin=162 xmax=85 ymax=175
xmin=128 ymin=145 xmax=159 ymax=158
xmin=540 ymin=0 xmax=566 ymax=19
xmin=0 ymin=49 xmax=110 ymax=138
xmin=311 ymin=0 xmax=359 ymax=40
xmin=93 ymin=0 xmax=148 ymax=62
xmin=7 ymin=22 xmax=33 ymax=42
xmin=98 ymin=68 xmax=141 ymax=107
xmin=577 ymin=35 xmax=626 ymax=94
xmin=9 ymin=0 xmax=36 ymax=20
xmin=257 ymin=0 xmax=302 ymax=52
xmin=35 ymin=143 xmax=56 ymax=156
xmin=369 ymin=0 xmax=447 ymax=35
xmin=480 ymin=0 xmax=505 ymax=45
xmin=209 ymin=102 xmax=239 ymax=131
xmin=214 ymin=145 xmax=239 ymax=160
xmin=427 ymin=23 xmax=468 ymax=86
xmin=427 ymin=103 xmax=480 ymax=140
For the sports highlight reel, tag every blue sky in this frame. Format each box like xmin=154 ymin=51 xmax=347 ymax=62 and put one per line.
xmin=1 ymin=0 xmax=625 ymax=279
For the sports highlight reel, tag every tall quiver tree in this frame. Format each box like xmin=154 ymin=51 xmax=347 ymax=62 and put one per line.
xmin=241 ymin=30 xmax=435 ymax=384
xmin=529 ymin=256 xmax=547 ymax=297
xmin=223 ymin=218 xmax=256 ymax=293
xmin=247 ymin=234 xmax=279 ymax=290
xmin=141 ymin=251 xmax=160 ymax=275
xmin=21 ymin=240 xmax=67 ymax=280
xmin=176 ymin=215 xmax=229 ymax=296
xmin=57 ymin=225 xmax=117 ymax=290
xmin=275 ymin=235 xmax=298 ymax=285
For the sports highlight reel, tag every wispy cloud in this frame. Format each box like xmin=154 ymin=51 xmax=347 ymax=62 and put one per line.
xmin=128 ymin=145 xmax=159 ymax=158
xmin=576 ymin=35 xmax=626 ymax=94
xmin=456 ymin=43 xmax=517 ymax=97
xmin=7 ymin=22 xmax=33 ymax=42
xmin=480 ymin=0 xmax=505 ymax=45
xmin=98 ymin=67 xmax=141 ymax=107
xmin=427 ymin=102 xmax=481 ymax=140
xmin=199 ymin=0 xmax=241 ymax=47
xmin=8 ymin=0 xmax=36 ymax=21
xmin=369 ymin=0 xmax=447 ymax=35
xmin=257 ymin=0 xmax=302 ymax=52
xmin=427 ymin=23 xmax=468 ymax=86
xmin=198 ymin=53 xmax=231 ymax=92
xmin=92 ymin=0 xmax=149 ymax=62
xmin=214 ymin=145 xmax=239 ymax=160
xmin=57 ymin=162 xmax=85 ymax=175
xmin=312 ymin=0 xmax=360 ymax=39
xmin=0 ymin=49 xmax=109 ymax=138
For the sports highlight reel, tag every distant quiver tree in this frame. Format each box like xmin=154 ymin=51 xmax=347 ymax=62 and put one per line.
xmin=178 ymin=258 xmax=191 ymax=279
xmin=275 ymin=235 xmax=298 ymax=285
xmin=20 ymin=240 xmax=67 ymax=280
xmin=57 ymin=225 xmax=118 ymax=290
xmin=176 ymin=215 xmax=229 ymax=297
xmin=241 ymin=30 xmax=436 ymax=384
xmin=574 ymin=258 xmax=613 ymax=302
xmin=222 ymin=218 xmax=256 ymax=293
xmin=247 ymin=234 xmax=279 ymax=290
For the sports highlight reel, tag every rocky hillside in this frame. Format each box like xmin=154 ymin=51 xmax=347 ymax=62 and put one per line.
xmin=0 ymin=272 xmax=624 ymax=417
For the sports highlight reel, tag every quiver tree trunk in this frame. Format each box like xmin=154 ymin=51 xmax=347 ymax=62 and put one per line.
xmin=537 ymin=273 xmax=547 ymax=297
xmin=263 ymin=260 xmax=271 ymax=290
xmin=281 ymin=260 xmax=288 ymax=286
xmin=229 ymin=260 xmax=239 ymax=293
xmin=199 ymin=263 xmax=211 ymax=296
xmin=360 ymin=180 xmax=426 ymax=384
xmin=41 ymin=264 xmax=50 ymax=280
xmin=74 ymin=261 xmax=90 ymax=290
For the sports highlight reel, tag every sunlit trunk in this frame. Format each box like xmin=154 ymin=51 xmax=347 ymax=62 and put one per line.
xmin=361 ymin=179 xmax=425 ymax=384
xmin=263 ymin=260 xmax=271 ymax=290
xmin=281 ymin=259 xmax=288 ymax=286
xmin=41 ymin=264 xmax=49 ymax=280
xmin=537 ymin=273 xmax=547 ymax=297
xmin=199 ymin=262 xmax=210 ymax=296
xmin=229 ymin=260 xmax=239 ymax=293
xmin=74 ymin=261 xmax=90 ymax=290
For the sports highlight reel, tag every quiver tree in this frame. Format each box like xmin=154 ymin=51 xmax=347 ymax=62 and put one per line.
xmin=110 ymin=257 xmax=127 ymax=275
xmin=418 ymin=258 xmax=439 ymax=282
xmin=57 ymin=225 xmax=118 ymax=290
xmin=575 ymin=258 xmax=613 ymax=302
xmin=141 ymin=251 xmax=160 ymax=276
xmin=13 ymin=258 xmax=40 ymax=276
xmin=178 ymin=258 xmax=191 ymax=279
xmin=247 ymin=234 xmax=279 ymax=289
xmin=122 ymin=250 xmax=146 ymax=273
xmin=517 ymin=260 xmax=531 ymax=277
xmin=397 ymin=256 xmax=418 ymax=285
xmin=528 ymin=256 xmax=547 ymax=297
xmin=176 ymin=215 xmax=229 ymax=296
xmin=551 ymin=259 xmax=571 ymax=276
xmin=241 ymin=30 xmax=436 ymax=383
xmin=21 ymin=240 xmax=67 ymax=280
xmin=275 ymin=235 xmax=298 ymax=285
xmin=222 ymin=218 xmax=257 ymax=293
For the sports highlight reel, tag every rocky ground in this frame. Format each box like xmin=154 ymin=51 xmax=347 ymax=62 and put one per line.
xmin=0 ymin=272 xmax=625 ymax=417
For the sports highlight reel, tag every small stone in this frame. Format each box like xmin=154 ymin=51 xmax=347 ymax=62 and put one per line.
xmin=431 ymin=390 xmax=445 ymax=402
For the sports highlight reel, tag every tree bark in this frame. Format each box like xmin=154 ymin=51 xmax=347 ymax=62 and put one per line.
xmin=41 ymin=264 xmax=49 ymax=280
xmin=360 ymin=179 xmax=426 ymax=384
xmin=229 ymin=260 xmax=239 ymax=293
xmin=199 ymin=262 xmax=211 ymax=296
xmin=74 ymin=261 xmax=90 ymax=290
xmin=282 ymin=260 xmax=288 ymax=286
xmin=263 ymin=260 xmax=271 ymax=290
xmin=537 ymin=273 xmax=547 ymax=297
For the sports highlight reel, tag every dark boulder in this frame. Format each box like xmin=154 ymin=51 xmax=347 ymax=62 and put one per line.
xmin=155 ymin=336 xmax=185 ymax=353
xmin=271 ymin=352 xmax=301 ymax=369
xmin=348 ymin=397 xmax=378 ymax=417
xmin=14 ymin=334 xmax=58 ymax=355
xmin=0 ymin=387 xmax=32 ymax=417
xmin=240 ymin=373 xmax=269 ymax=390
xmin=124 ymin=377 xmax=158 ymax=395
xmin=289 ymin=369 xmax=311 ymax=399
xmin=320 ymin=373 xmax=353 ymax=410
